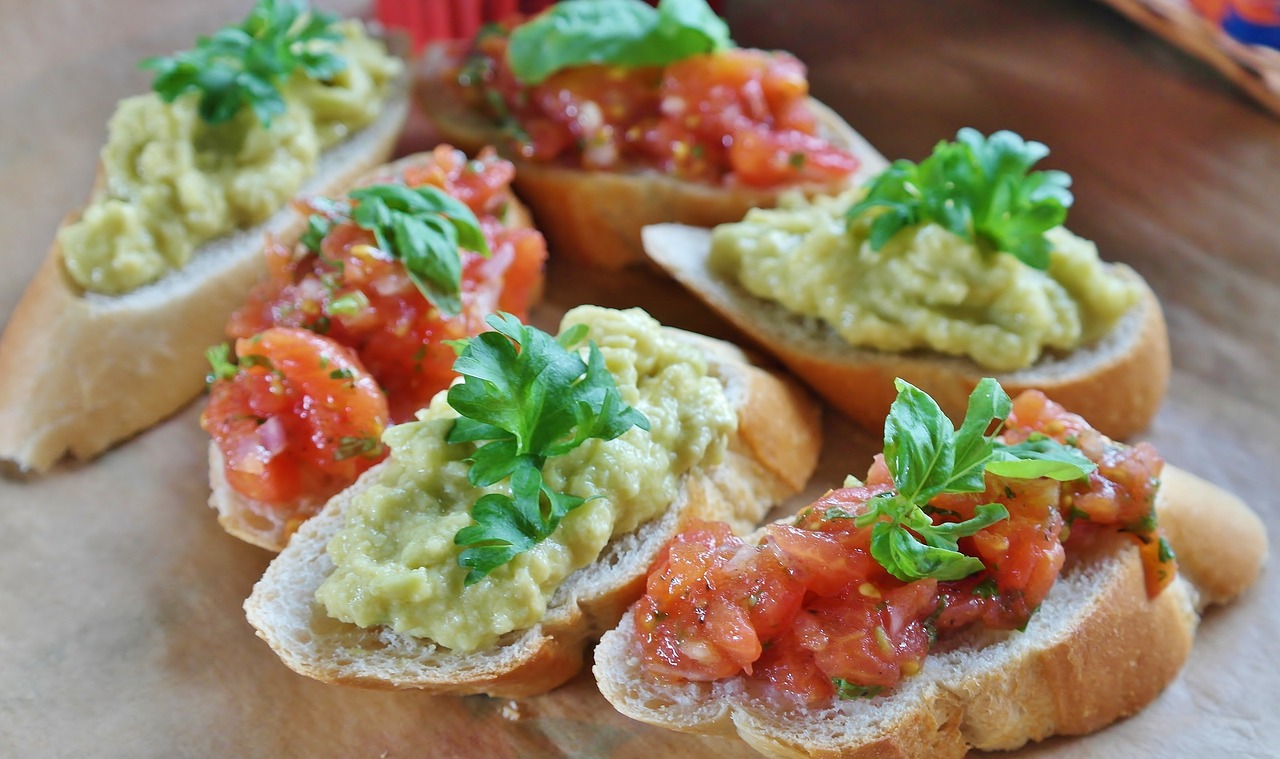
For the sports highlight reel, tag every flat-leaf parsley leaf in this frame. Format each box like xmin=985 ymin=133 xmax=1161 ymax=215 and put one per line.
xmin=845 ymin=129 xmax=1074 ymax=270
xmin=142 ymin=0 xmax=346 ymax=126
xmin=446 ymin=314 xmax=650 ymax=584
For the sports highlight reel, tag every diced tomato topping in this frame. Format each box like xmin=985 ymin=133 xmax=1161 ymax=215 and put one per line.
xmin=793 ymin=580 xmax=935 ymax=691
xmin=207 ymin=145 xmax=547 ymax=509
xmin=636 ymin=390 xmax=1174 ymax=705
xmin=456 ymin=26 xmax=858 ymax=187
xmin=201 ymin=328 xmax=389 ymax=512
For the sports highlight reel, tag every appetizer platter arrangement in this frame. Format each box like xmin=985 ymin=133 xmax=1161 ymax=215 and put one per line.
xmin=1 ymin=0 xmax=1277 ymax=757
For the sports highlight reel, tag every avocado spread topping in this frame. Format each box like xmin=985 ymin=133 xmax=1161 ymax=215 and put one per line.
xmin=316 ymin=306 xmax=737 ymax=652
xmin=60 ymin=20 xmax=401 ymax=295
xmin=710 ymin=190 xmax=1140 ymax=372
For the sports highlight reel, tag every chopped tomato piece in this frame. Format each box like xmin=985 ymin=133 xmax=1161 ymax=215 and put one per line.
xmin=635 ymin=390 xmax=1173 ymax=706
xmin=201 ymin=328 xmax=389 ymax=510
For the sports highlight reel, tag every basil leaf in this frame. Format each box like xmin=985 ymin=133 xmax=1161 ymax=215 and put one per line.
xmin=923 ymin=502 xmax=1009 ymax=542
xmin=949 ymin=379 xmax=1012 ymax=493
xmin=652 ymin=0 xmax=732 ymax=58
xmin=988 ymin=435 xmax=1095 ymax=481
xmin=871 ymin=520 xmax=986 ymax=582
xmin=505 ymin=0 xmax=733 ymax=85
xmin=414 ymin=186 xmax=492 ymax=258
xmin=883 ymin=379 xmax=955 ymax=503
xmin=346 ymin=183 xmax=490 ymax=318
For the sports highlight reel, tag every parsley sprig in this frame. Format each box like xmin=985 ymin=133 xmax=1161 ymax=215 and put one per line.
xmin=846 ymin=129 xmax=1074 ymax=270
xmin=445 ymin=314 xmax=650 ymax=584
xmin=141 ymin=0 xmax=346 ymax=126
xmin=853 ymin=379 xmax=1095 ymax=582
xmin=303 ymin=184 xmax=490 ymax=318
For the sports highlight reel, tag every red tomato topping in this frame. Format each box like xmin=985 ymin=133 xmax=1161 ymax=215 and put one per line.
xmin=201 ymin=328 xmax=389 ymax=513
xmin=457 ymin=28 xmax=858 ymax=187
xmin=207 ymin=145 xmax=547 ymax=509
xmin=636 ymin=390 xmax=1175 ymax=705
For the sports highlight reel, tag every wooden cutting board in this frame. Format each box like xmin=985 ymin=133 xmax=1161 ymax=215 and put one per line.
xmin=0 ymin=1 xmax=1276 ymax=757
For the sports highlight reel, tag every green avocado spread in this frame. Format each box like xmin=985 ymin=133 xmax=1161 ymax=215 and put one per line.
xmin=710 ymin=191 xmax=1141 ymax=372
xmin=315 ymin=306 xmax=737 ymax=652
xmin=59 ymin=21 xmax=401 ymax=295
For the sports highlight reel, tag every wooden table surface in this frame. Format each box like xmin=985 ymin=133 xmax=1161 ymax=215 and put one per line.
xmin=1 ymin=1 xmax=1275 ymax=757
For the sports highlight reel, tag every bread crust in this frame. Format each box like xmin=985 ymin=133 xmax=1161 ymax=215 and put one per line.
xmin=414 ymin=48 xmax=889 ymax=270
xmin=207 ymin=176 xmax=538 ymax=553
xmin=593 ymin=465 xmax=1266 ymax=757
xmin=641 ymin=223 xmax=1171 ymax=441
xmin=0 ymin=66 xmax=410 ymax=475
xmin=243 ymin=329 xmax=822 ymax=697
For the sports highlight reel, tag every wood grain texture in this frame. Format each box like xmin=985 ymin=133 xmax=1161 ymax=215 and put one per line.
xmin=0 ymin=0 xmax=1274 ymax=757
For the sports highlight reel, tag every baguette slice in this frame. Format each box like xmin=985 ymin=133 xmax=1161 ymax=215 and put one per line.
xmin=0 ymin=62 xmax=410 ymax=475
xmin=244 ymin=329 xmax=822 ymax=697
xmin=594 ymin=465 xmax=1266 ymax=758
xmin=642 ymin=223 xmax=1170 ymax=441
xmin=207 ymin=179 xmax=538 ymax=553
xmin=415 ymin=48 xmax=889 ymax=269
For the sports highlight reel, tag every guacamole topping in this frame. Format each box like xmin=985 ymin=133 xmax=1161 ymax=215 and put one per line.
xmin=316 ymin=306 xmax=737 ymax=652
xmin=60 ymin=21 xmax=401 ymax=295
xmin=710 ymin=191 xmax=1141 ymax=371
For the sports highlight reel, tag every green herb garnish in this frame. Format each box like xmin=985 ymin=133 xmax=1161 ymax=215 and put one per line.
xmin=852 ymin=378 xmax=1095 ymax=582
xmin=832 ymin=679 xmax=884 ymax=700
xmin=446 ymin=313 xmax=650 ymax=584
xmin=301 ymin=184 xmax=489 ymax=318
xmin=205 ymin=344 xmax=238 ymax=384
xmin=142 ymin=0 xmax=346 ymax=126
xmin=845 ymin=129 xmax=1074 ymax=270
xmin=301 ymin=198 xmax=350 ymax=254
xmin=327 ymin=291 xmax=369 ymax=317
xmin=506 ymin=0 xmax=732 ymax=85
xmin=972 ymin=577 xmax=999 ymax=598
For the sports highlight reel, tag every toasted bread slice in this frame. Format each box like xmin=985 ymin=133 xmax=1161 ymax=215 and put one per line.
xmin=207 ymin=178 xmax=538 ymax=553
xmin=593 ymin=465 xmax=1265 ymax=758
xmin=415 ymin=48 xmax=889 ymax=269
xmin=243 ymin=328 xmax=821 ymax=697
xmin=641 ymin=223 xmax=1171 ymax=441
xmin=0 ymin=62 xmax=410 ymax=475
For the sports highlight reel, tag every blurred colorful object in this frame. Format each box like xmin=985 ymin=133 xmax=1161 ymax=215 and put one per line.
xmin=1219 ymin=1 xmax=1280 ymax=47
xmin=1097 ymin=0 xmax=1280 ymax=117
